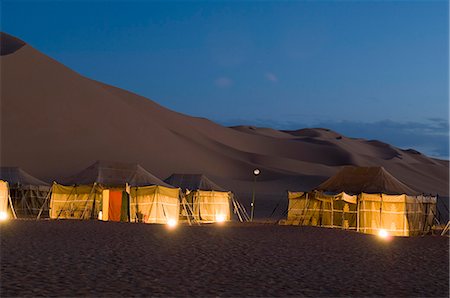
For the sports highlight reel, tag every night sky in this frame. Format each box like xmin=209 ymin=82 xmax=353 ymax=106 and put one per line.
xmin=2 ymin=1 xmax=448 ymax=158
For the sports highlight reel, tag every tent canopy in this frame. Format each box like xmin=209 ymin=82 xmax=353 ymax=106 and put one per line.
xmin=0 ymin=167 xmax=49 ymax=187
xmin=164 ymin=174 xmax=226 ymax=191
xmin=62 ymin=160 xmax=171 ymax=187
xmin=316 ymin=166 xmax=419 ymax=195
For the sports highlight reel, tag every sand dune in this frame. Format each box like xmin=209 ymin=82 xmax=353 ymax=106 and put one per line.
xmin=0 ymin=32 xmax=448 ymax=219
xmin=1 ymin=221 xmax=448 ymax=297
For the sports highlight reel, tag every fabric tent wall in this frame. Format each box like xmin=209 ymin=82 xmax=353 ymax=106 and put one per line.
xmin=0 ymin=181 xmax=9 ymax=215
xmin=0 ymin=167 xmax=50 ymax=218
xmin=188 ymin=190 xmax=231 ymax=222
xmin=130 ymin=186 xmax=180 ymax=224
xmin=50 ymin=183 xmax=102 ymax=219
xmin=287 ymin=191 xmax=357 ymax=229
xmin=359 ymin=193 xmax=436 ymax=236
xmin=286 ymin=191 xmax=436 ymax=236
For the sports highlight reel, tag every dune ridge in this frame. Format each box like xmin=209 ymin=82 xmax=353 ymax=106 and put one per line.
xmin=0 ymin=33 xmax=448 ymax=218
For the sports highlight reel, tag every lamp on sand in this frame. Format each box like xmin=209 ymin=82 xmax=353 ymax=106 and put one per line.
xmin=250 ymin=169 xmax=260 ymax=221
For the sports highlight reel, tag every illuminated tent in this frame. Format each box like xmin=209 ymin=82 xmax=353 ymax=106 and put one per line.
xmin=0 ymin=167 xmax=50 ymax=218
xmin=129 ymin=185 xmax=180 ymax=224
xmin=50 ymin=161 xmax=180 ymax=224
xmin=50 ymin=183 xmax=102 ymax=219
xmin=287 ymin=191 xmax=358 ymax=230
xmin=286 ymin=166 xmax=437 ymax=236
xmin=0 ymin=180 xmax=16 ymax=219
xmin=164 ymin=174 xmax=232 ymax=223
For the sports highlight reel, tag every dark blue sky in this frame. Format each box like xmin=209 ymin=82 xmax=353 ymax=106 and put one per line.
xmin=2 ymin=1 xmax=449 ymax=158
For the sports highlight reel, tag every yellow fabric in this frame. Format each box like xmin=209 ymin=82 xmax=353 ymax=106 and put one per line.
xmin=50 ymin=183 xmax=102 ymax=219
xmin=102 ymin=189 xmax=110 ymax=221
xmin=358 ymin=193 xmax=430 ymax=236
xmin=130 ymin=186 xmax=180 ymax=224
xmin=287 ymin=191 xmax=437 ymax=237
xmin=358 ymin=193 xmax=382 ymax=235
xmin=192 ymin=190 xmax=231 ymax=222
xmin=287 ymin=191 xmax=357 ymax=229
xmin=380 ymin=194 xmax=408 ymax=236
xmin=0 ymin=180 xmax=9 ymax=213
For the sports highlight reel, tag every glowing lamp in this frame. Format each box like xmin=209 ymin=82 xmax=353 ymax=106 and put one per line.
xmin=98 ymin=211 xmax=103 ymax=220
xmin=253 ymin=169 xmax=260 ymax=176
xmin=216 ymin=214 xmax=226 ymax=223
xmin=378 ymin=229 xmax=389 ymax=239
xmin=167 ymin=219 xmax=177 ymax=228
xmin=0 ymin=211 xmax=8 ymax=221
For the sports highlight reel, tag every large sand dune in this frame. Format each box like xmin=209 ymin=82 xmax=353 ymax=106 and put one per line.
xmin=1 ymin=32 xmax=448 ymax=218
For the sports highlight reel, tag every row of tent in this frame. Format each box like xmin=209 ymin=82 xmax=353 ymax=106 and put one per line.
xmin=0 ymin=161 xmax=249 ymax=224
xmin=284 ymin=166 xmax=439 ymax=237
xmin=0 ymin=162 xmax=446 ymax=236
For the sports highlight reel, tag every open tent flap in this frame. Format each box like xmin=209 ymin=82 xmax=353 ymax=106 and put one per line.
xmin=192 ymin=190 xmax=231 ymax=222
xmin=101 ymin=189 xmax=124 ymax=222
xmin=130 ymin=185 xmax=180 ymax=224
xmin=50 ymin=183 xmax=102 ymax=219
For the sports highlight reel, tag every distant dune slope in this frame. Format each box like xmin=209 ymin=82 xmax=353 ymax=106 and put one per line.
xmin=1 ymin=32 xmax=448 ymax=213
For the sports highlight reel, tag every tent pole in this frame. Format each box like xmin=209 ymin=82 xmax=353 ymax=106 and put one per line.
xmin=7 ymin=185 xmax=17 ymax=219
xmin=330 ymin=195 xmax=334 ymax=229
xmin=356 ymin=194 xmax=360 ymax=232
xmin=181 ymin=197 xmax=192 ymax=225
xmin=81 ymin=183 xmax=97 ymax=219
xmin=236 ymin=199 xmax=250 ymax=222
xmin=56 ymin=185 xmax=76 ymax=219
xmin=37 ymin=183 xmax=54 ymax=220
xmin=232 ymin=197 xmax=243 ymax=222
xmin=379 ymin=194 xmax=383 ymax=232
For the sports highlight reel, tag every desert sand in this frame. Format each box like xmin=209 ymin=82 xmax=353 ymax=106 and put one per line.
xmin=1 ymin=220 xmax=448 ymax=297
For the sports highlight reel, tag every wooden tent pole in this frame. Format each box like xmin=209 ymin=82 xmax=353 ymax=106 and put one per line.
xmin=356 ymin=194 xmax=360 ymax=232
xmin=81 ymin=183 xmax=97 ymax=219
xmin=56 ymin=185 xmax=77 ymax=219
xmin=7 ymin=184 xmax=17 ymax=219
xmin=441 ymin=220 xmax=450 ymax=236
xmin=37 ymin=185 xmax=53 ymax=220
xmin=232 ymin=197 xmax=243 ymax=222
xmin=379 ymin=194 xmax=383 ymax=232
xmin=181 ymin=197 xmax=192 ymax=225
xmin=330 ymin=195 xmax=334 ymax=229
xmin=236 ymin=199 xmax=250 ymax=222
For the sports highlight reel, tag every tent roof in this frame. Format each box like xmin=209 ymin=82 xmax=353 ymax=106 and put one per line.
xmin=62 ymin=160 xmax=171 ymax=187
xmin=164 ymin=174 xmax=226 ymax=191
xmin=316 ymin=166 xmax=419 ymax=195
xmin=0 ymin=167 xmax=49 ymax=186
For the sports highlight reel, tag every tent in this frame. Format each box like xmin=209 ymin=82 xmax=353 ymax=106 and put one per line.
xmin=165 ymin=174 xmax=237 ymax=223
xmin=62 ymin=160 xmax=172 ymax=187
xmin=286 ymin=166 xmax=437 ymax=236
xmin=288 ymin=191 xmax=358 ymax=230
xmin=0 ymin=180 xmax=16 ymax=219
xmin=129 ymin=185 xmax=180 ymax=224
xmin=50 ymin=183 xmax=102 ymax=219
xmin=49 ymin=161 xmax=180 ymax=224
xmin=0 ymin=167 xmax=50 ymax=218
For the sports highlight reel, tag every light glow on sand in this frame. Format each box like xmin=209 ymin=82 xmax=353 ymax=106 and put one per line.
xmin=0 ymin=211 xmax=8 ymax=221
xmin=378 ymin=229 xmax=389 ymax=239
xmin=216 ymin=214 xmax=226 ymax=223
xmin=167 ymin=219 xmax=177 ymax=228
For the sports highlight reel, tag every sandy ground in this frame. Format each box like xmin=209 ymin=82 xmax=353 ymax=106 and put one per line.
xmin=1 ymin=220 xmax=448 ymax=297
